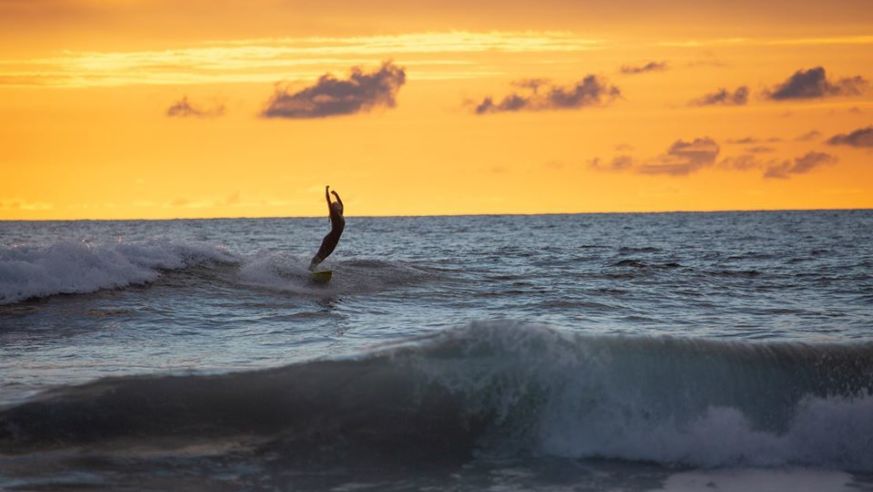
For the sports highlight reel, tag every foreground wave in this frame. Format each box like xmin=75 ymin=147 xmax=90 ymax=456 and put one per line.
xmin=2 ymin=322 xmax=872 ymax=470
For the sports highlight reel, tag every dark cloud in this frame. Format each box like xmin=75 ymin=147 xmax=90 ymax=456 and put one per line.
xmin=764 ymin=152 xmax=837 ymax=179
xmin=795 ymin=130 xmax=821 ymax=142
xmin=720 ymin=154 xmax=773 ymax=171
xmin=511 ymin=78 xmax=550 ymax=93
xmin=589 ymin=155 xmax=635 ymax=172
xmin=689 ymin=86 xmax=748 ymax=106
xmin=474 ymin=75 xmax=620 ymax=115
xmin=746 ymin=145 xmax=775 ymax=153
xmin=725 ymin=136 xmax=782 ymax=144
xmin=166 ymin=96 xmax=224 ymax=118
xmin=637 ymin=137 xmax=720 ymax=176
xmin=261 ymin=61 xmax=406 ymax=119
xmin=827 ymin=126 xmax=873 ymax=148
xmin=765 ymin=67 xmax=868 ymax=100
xmin=620 ymin=61 xmax=667 ymax=75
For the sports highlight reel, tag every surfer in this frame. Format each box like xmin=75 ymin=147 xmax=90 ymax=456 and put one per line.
xmin=309 ymin=185 xmax=345 ymax=271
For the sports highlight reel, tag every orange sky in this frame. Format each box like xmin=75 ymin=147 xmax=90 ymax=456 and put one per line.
xmin=1 ymin=0 xmax=872 ymax=219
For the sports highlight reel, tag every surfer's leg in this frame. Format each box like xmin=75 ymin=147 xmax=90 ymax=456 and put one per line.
xmin=310 ymin=231 xmax=338 ymax=270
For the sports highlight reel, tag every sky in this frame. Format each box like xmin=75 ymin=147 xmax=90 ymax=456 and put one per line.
xmin=1 ymin=0 xmax=872 ymax=219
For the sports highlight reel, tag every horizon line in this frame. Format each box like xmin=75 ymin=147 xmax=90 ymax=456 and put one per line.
xmin=1 ymin=206 xmax=870 ymax=223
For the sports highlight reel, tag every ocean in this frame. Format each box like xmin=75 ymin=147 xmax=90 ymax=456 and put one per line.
xmin=1 ymin=210 xmax=872 ymax=491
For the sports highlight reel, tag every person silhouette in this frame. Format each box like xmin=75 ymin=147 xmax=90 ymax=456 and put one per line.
xmin=309 ymin=185 xmax=344 ymax=271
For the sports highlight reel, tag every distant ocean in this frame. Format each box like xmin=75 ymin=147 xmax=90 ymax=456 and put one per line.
xmin=1 ymin=211 xmax=872 ymax=491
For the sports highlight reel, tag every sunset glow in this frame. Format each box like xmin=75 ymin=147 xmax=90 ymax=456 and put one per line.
xmin=1 ymin=0 xmax=871 ymax=219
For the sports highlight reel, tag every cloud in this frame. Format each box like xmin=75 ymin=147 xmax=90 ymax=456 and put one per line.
xmin=795 ymin=130 xmax=821 ymax=142
xmin=746 ymin=145 xmax=775 ymax=153
xmin=511 ymin=78 xmax=550 ymax=92
xmin=827 ymin=126 xmax=873 ymax=148
xmin=637 ymin=137 xmax=721 ymax=176
xmin=0 ymin=32 xmax=602 ymax=88
xmin=763 ymin=152 xmax=837 ymax=179
xmin=688 ymin=86 xmax=748 ymax=106
xmin=166 ymin=96 xmax=224 ymax=118
xmin=620 ymin=61 xmax=667 ymax=75
xmin=474 ymin=75 xmax=620 ymax=114
xmin=261 ymin=61 xmax=406 ymax=119
xmin=589 ymin=155 xmax=635 ymax=172
xmin=725 ymin=136 xmax=781 ymax=144
xmin=720 ymin=154 xmax=773 ymax=171
xmin=224 ymin=191 xmax=241 ymax=206
xmin=764 ymin=67 xmax=868 ymax=100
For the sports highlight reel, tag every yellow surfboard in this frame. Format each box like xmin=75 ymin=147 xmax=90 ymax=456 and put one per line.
xmin=310 ymin=270 xmax=332 ymax=284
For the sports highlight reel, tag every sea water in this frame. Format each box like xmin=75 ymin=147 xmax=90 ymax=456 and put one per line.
xmin=0 ymin=211 xmax=872 ymax=490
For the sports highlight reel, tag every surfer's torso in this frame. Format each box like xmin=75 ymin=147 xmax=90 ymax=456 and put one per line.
xmin=329 ymin=206 xmax=345 ymax=233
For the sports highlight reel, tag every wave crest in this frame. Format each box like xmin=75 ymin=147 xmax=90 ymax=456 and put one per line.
xmin=2 ymin=322 xmax=872 ymax=469
xmin=0 ymin=240 xmax=236 ymax=304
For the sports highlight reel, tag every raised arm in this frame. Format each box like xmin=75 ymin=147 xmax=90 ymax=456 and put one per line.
xmin=331 ymin=190 xmax=343 ymax=207
xmin=324 ymin=185 xmax=331 ymax=211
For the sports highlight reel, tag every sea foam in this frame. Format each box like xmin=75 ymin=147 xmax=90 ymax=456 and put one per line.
xmin=0 ymin=240 xmax=236 ymax=305
xmin=3 ymin=322 xmax=871 ymax=470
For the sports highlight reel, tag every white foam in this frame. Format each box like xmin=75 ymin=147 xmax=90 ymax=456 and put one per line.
xmin=407 ymin=323 xmax=873 ymax=470
xmin=236 ymin=252 xmax=319 ymax=295
xmin=0 ymin=240 xmax=236 ymax=304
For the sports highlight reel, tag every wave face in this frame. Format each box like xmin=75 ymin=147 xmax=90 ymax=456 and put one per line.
xmin=0 ymin=239 xmax=439 ymax=305
xmin=0 ymin=240 xmax=236 ymax=305
xmin=2 ymin=322 xmax=872 ymax=470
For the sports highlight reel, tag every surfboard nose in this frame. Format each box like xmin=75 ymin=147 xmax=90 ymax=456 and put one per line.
xmin=310 ymin=271 xmax=332 ymax=284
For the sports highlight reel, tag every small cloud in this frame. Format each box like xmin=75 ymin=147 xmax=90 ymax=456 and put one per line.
xmin=614 ymin=143 xmax=634 ymax=151
xmin=688 ymin=86 xmax=748 ymax=106
xmin=764 ymin=67 xmax=868 ymax=100
xmin=261 ymin=61 xmax=406 ymax=119
xmin=474 ymin=75 xmax=620 ymax=114
xmin=589 ymin=155 xmax=635 ymax=172
xmin=763 ymin=152 xmax=837 ymax=179
xmin=620 ymin=61 xmax=668 ymax=75
xmin=224 ymin=191 xmax=241 ymax=206
xmin=726 ymin=137 xmax=758 ymax=145
xmin=511 ymin=78 xmax=550 ymax=93
xmin=166 ymin=96 xmax=225 ymax=118
xmin=848 ymin=106 xmax=863 ymax=114
xmin=637 ymin=137 xmax=721 ymax=176
xmin=746 ymin=145 xmax=775 ymax=153
xmin=827 ymin=126 xmax=873 ymax=148
xmin=720 ymin=154 xmax=771 ymax=171
xmin=795 ymin=130 xmax=822 ymax=142
xmin=725 ymin=136 xmax=782 ymax=144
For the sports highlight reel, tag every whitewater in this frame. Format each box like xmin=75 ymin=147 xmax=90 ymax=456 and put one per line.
xmin=1 ymin=211 xmax=872 ymax=491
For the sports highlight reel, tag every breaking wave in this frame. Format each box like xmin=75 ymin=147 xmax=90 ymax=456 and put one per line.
xmin=0 ymin=240 xmax=236 ymax=305
xmin=2 ymin=322 xmax=872 ymax=470
xmin=0 ymin=239 xmax=440 ymax=305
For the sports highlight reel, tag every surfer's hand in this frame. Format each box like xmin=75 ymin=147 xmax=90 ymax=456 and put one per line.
xmin=331 ymin=191 xmax=339 ymax=197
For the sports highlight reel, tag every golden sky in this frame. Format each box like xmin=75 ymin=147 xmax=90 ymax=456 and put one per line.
xmin=1 ymin=0 xmax=872 ymax=219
